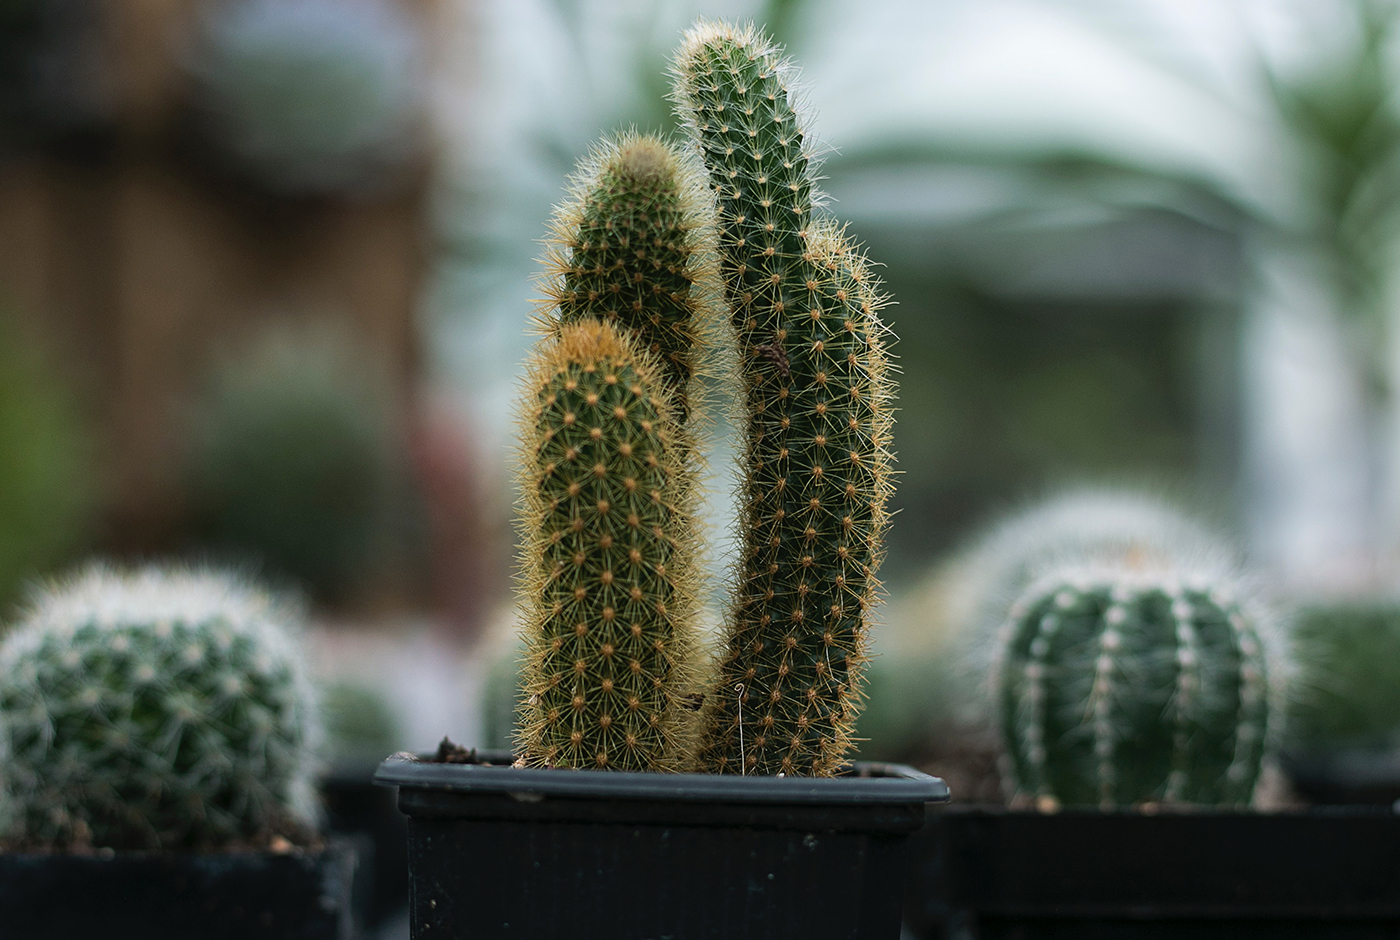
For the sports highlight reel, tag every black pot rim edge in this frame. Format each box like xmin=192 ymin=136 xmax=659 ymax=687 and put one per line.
xmin=373 ymin=752 xmax=949 ymax=805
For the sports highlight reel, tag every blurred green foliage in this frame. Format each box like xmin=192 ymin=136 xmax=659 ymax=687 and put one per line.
xmin=879 ymin=281 xmax=1203 ymax=575
xmin=854 ymin=652 xmax=958 ymax=761
xmin=0 ymin=310 xmax=94 ymax=613
xmin=480 ymin=636 xmax=523 ymax=754
xmin=1289 ymin=604 xmax=1400 ymax=751
xmin=185 ymin=326 xmax=422 ymax=607
xmin=321 ymin=679 xmax=403 ymax=763
xmin=1262 ymin=0 xmax=1400 ymax=397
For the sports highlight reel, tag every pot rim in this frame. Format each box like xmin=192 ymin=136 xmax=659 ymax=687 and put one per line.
xmin=374 ymin=751 xmax=949 ymax=805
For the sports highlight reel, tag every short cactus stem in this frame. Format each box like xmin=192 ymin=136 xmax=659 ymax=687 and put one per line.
xmin=540 ymin=133 xmax=720 ymax=426
xmin=514 ymin=320 xmax=702 ymax=772
xmin=996 ymin=572 xmax=1272 ymax=808
xmin=673 ymin=22 xmax=894 ymax=777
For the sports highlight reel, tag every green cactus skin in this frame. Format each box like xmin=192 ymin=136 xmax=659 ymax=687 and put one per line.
xmin=673 ymin=22 xmax=895 ymax=777
xmin=0 ymin=565 xmax=321 ymax=850
xmin=996 ymin=571 xmax=1271 ymax=808
xmin=515 ymin=320 xmax=702 ymax=772
xmin=541 ymin=133 xmax=720 ymax=425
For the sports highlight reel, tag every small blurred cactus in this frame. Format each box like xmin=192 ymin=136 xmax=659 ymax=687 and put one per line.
xmin=321 ymin=679 xmax=403 ymax=764
xmin=185 ymin=324 xmax=420 ymax=607
xmin=1288 ymin=603 xmax=1400 ymax=752
xmin=0 ymin=564 xmax=321 ymax=849
xmin=480 ymin=634 xmax=525 ymax=753
xmin=0 ymin=311 xmax=94 ymax=612
xmin=187 ymin=0 xmax=425 ymax=196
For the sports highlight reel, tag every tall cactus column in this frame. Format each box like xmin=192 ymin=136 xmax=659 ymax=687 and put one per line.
xmin=674 ymin=22 xmax=894 ymax=776
xmin=515 ymin=133 xmax=717 ymax=772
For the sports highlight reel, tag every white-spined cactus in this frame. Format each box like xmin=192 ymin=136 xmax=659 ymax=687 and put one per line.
xmin=0 ymin=565 xmax=321 ymax=849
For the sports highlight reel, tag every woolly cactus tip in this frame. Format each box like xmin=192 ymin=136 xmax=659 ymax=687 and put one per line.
xmin=539 ymin=132 xmax=722 ymax=430
xmin=612 ymin=136 xmax=670 ymax=182
xmin=514 ymin=320 xmax=704 ymax=772
xmin=0 ymin=562 xmax=321 ymax=849
xmin=671 ymin=19 xmax=783 ymax=84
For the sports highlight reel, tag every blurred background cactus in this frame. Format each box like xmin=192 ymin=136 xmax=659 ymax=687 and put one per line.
xmin=321 ymin=678 xmax=404 ymax=765
xmin=1283 ymin=602 xmax=1400 ymax=803
xmin=939 ymin=489 xmax=1234 ymax=653
xmin=996 ymin=562 xmax=1278 ymax=807
xmin=0 ymin=309 xmax=95 ymax=614
xmin=0 ymin=564 xmax=321 ymax=849
xmin=857 ymin=489 xmax=1247 ymax=802
xmin=1289 ymin=604 xmax=1400 ymax=752
xmin=183 ymin=324 xmax=425 ymax=609
xmin=185 ymin=0 xmax=426 ymax=197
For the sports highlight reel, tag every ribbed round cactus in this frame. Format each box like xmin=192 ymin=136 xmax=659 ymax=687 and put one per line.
xmin=540 ymin=133 xmax=720 ymax=424
xmin=996 ymin=566 xmax=1275 ymax=807
xmin=514 ymin=320 xmax=702 ymax=771
xmin=673 ymin=22 xmax=894 ymax=776
xmin=0 ymin=565 xmax=321 ymax=849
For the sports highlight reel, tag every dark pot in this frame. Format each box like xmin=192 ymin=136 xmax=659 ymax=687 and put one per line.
xmin=322 ymin=759 xmax=410 ymax=930
xmin=1284 ymin=748 xmax=1400 ymax=806
xmin=375 ymin=751 xmax=948 ymax=940
xmin=904 ymin=805 xmax=1400 ymax=939
xmin=0 ymin=840 xmax=358 ymax=939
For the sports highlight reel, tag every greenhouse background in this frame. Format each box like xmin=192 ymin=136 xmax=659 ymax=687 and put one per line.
xmin=4 ymin=0 xmax=1400 ymax=752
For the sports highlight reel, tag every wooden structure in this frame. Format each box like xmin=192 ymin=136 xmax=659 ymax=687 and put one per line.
xmin=0 ymin=0 xmax=437 ymax=550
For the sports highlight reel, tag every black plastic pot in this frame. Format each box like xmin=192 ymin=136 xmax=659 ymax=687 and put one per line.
xmin=0 ymin=840 xmax=358 ymax=939
xmin=375 ymin=751 xmax=948 ymax=940
xmin=322 ymin=758 xmax=411 ymax=929
xmin=904 ymin=805 xmax=1400 ymax=939
xmin=1285 ymin=748 xmax=1400 ymax=806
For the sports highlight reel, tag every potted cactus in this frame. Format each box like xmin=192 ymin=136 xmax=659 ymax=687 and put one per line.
xmin=0 ymin=564 xmax=357 ymax=939
xmin=899 ymin=494 xmax=1400 ymax=939
xmin=374 ymin=19 xmax=946 ymax=940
